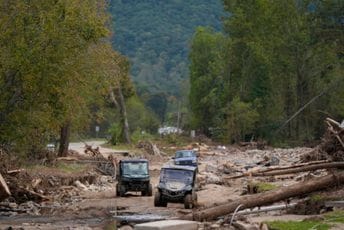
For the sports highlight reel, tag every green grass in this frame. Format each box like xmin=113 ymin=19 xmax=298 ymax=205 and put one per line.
xmin=310 ymin=194 xmax=325 ymax=202
xmin=256 ymin=182 xmax=279 ymax=192
xmin=24 ymin=162 xmax=88 ymax=174
xmin=266 ymin=210 xmax=344 ymax=230
xmin=266 ymin=220 xmax=330 ymax=230
xmin=324 ymin=210 xmax=344 ymax=223
xmin=55 ymin=162 xmax=88 ymax=173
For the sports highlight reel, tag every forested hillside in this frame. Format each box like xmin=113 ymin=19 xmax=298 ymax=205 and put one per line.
xmin=189 ymin=0 xmax=343 ymax=144
xmin=109 ymin=0 xmax=225 ymax=97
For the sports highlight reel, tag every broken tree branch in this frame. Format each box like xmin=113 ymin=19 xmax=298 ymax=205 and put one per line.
xmin=0 ymin=173 xmax=11 ymax=201
xmin=184 ymin=171 xmax=344 ymax=221
xmin=326 ymin=118 xmax=342 ymax=129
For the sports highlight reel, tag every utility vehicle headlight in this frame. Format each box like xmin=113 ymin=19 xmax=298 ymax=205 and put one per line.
xmin=159 ymin=183 xmax=166 ymax=189
xmin=185 ymin=185 xmax=192 ymax=190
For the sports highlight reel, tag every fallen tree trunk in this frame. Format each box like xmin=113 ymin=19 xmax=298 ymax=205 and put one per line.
xmin=252 ymin=162 xmax=344 ymax=177
xmin=184 ymin=171 xmax=344 ymax=221
xmin=258 ymin=160 xmax=330 ymax=173
xmin=225 ymin=162 xmax=344 ymax=179
xmin=0 ymin=173 xmax=11 ymax=201
xmin=226 ymin=160 xmax=329 ymax=179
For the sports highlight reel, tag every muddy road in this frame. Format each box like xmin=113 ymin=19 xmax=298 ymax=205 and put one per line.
xmin=0 ymin=141 xmax=343 ymax=229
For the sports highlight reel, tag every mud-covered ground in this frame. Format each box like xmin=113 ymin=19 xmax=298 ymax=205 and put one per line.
xmin=0 ymin=141 xmax=343 ymax=229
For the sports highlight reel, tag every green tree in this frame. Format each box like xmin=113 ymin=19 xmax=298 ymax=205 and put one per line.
xmin=226 ymin=97 xmax=259 ymax=143
xmin=189 ymin=0 xmax=343 ymax=144
xmin=189 ymin=27 xmax=228 ymax=135
xmin=0 ymin=0 xmax=123 ymax=156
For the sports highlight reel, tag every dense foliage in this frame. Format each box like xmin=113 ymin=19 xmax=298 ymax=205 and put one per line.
xmin=109 ymin=0 xmax=225 ymax=121
xmin=0 ymin=0 xmax=126 ymax=155
xmin=189 ymin=0 xmax=343 ymax=144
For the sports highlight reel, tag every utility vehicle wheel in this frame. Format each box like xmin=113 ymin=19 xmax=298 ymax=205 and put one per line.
xmin=154 ymin=191 xmax=161 ymax=207
xmin=154 ymin=190 xmax=167 ymax=207
xmin=116 ymin=184 xmax=120 ymax=196
xmin=119 ymin=185 xmax=126 ymax=197
xmin=154 ymin=191 xmax=161 ymax=206
xmin=184 ymin=194 xmax=193 ymax=209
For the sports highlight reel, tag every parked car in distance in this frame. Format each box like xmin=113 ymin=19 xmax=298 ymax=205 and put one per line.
xmin=116 ymin=159 xmax=152 ymax=197
xmin=154 ymin=164 xmax=198 ymax=209
xmin=173 ymin=150 xmax=198 ymax=167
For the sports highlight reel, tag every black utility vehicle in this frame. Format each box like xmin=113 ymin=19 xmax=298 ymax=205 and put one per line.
xmin=116 ymin=159 xmax=152 ymax=197
xmin=154 ymin=164 xmax=197 ymax=209
xmin=173 ymin=150 xmax=198 ymax=167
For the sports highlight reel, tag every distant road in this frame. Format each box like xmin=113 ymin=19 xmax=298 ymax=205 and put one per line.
xmin=69 ymin=141 xmax=126 ymax=157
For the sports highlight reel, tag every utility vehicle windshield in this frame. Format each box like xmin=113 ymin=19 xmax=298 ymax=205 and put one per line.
xmin=175 ymin=150 xmax=196 ymax=158
xmin=121 ymin=162 xmax=148 ymax=177
xmin=160 ymin=169 xmax=193 ymax=184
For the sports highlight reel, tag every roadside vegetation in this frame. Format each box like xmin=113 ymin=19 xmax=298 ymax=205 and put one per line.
xmin=266 ymin=210 xmax=344 ymax=230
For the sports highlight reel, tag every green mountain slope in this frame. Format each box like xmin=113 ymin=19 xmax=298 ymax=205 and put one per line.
xmin=109 ymin=0 xmax=225 ymax=96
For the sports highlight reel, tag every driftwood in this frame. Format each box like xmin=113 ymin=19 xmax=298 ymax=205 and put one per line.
xmin=6 ymin=169 xmax=24 ymax=175
xmin=11 ymin=186 xmax=49 ymax=203
xmin=326 ymin=118 xmax=344 ymax=148
xmin=325 ymin=201 xmax=344 ymax=208
xmin=234 ymin=203 xmax=297 ymax=216
xmin=184 ymin=171 xmax=344 ymax=221
xmin=225 ymin=162 xmax=344 ymax=179
xmin=0 ymin=173 xmax=11 ymax=201
xmin=260 ymin=160 xmax=329 ymax=171
xmin=84 ymin=144 xmax=101 ymax=157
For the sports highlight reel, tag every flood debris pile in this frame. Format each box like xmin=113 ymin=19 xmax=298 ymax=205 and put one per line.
xmin=302 ymin=117 xmax=344 ymax=162
xmin=137 ymin=140 xmax=164 ymax=157
xmin=176 ymin=118 xmax=344 ymax=229
xmin=0 ymin=147 xmax=116 ymax=218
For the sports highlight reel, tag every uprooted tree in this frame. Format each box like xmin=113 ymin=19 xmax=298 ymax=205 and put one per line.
xmin=302 ymin=118 xmax=344 ymax=162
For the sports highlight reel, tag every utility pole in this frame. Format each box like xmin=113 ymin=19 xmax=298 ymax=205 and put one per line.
xmin=177 ymin=101 xmax=181 ymax=134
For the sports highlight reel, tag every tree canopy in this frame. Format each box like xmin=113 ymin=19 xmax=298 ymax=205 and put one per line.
xmin=189 ymin=0 xmax=343 ymax=144
xmin=0 ymin=0 xmax=124 ymax=155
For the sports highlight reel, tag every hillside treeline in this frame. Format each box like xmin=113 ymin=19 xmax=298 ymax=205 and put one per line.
xmin=189 ymin=0 xmax=343 ymax=144
xmin=109 ymin=0 xmax=225 ymax=121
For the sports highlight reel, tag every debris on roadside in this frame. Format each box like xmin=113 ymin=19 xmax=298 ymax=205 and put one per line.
xmin=137 ymin=140 xmax=163 ymax=157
